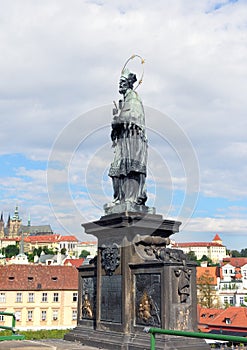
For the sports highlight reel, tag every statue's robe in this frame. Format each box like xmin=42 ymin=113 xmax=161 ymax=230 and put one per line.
xmin=109 ymin=89 xmax=147 ymax=204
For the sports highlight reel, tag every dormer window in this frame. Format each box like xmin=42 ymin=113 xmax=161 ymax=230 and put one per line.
xmin=225 ymin=317 xmax=231 ymax=324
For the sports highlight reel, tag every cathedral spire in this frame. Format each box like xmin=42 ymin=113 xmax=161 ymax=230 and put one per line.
xmin=28 ymin=213 xmax=31 ymax=227
xmin=13 ymin=205 xmax=20 ymax=220
xmin=7 ymin=214 xmax=10 ymax=225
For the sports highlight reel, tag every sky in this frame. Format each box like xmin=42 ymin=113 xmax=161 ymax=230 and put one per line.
xmin=0 ymin=0 xmax=247 ymax=250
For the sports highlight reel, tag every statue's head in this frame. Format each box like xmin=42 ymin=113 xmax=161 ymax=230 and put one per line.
xmin=119 ymin=68 xmax=137 ymax=95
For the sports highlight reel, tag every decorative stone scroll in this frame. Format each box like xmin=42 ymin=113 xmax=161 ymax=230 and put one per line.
xmin=135 ymin=236 xmax=188 ymax=264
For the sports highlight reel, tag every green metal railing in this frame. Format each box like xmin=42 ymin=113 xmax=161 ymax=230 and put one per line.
xmin=144 ymin=327 xmax=247 ymax=350
xmin=0 ymin=312 xmax=25 ymax=341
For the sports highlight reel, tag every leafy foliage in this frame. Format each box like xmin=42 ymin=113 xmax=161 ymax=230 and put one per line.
xmin=197 ymin=272 xmax=219 ymax=308
xmin=186 ymin=251 xmax=198 ymax=262
xmin=240 ymin=248 xmax=247 ymax=257
xmin=0 ymin=329 xmax=70 ymax=339
xmin=230 ymin=248 xmax=247 ymax=257
xmin=79 ymin=249 xmax=90 ymax=258
xmin=2 ymin=244 xmax=19 ymax=258
xmin=61 ymin=247 xmax=67 ymax=255
xmin=231 ymin=250 xmax=241 ymax=257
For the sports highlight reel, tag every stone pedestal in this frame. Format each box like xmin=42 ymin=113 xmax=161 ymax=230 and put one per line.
xmin=65 ymin=212 xmax=209 ymax=349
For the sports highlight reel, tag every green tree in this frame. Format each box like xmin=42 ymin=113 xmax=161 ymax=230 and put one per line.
xmin=28 ymin=253 xmax=35 ymax=262
xmin=231 ymin=250 xmax=241 ymax=257
xmin=43 ymin=246 xmax=55 ymax=255
xmin=4 ymin=245 xmax=19 ymax=258
xmin=61 ymin=248 xmax=67 ymax=255
xmin=200 ymin=255 xmax=213 ymax=265
xmin=197 ymin=273 xmax=218 ymax=308
xmin=240 ymin=248 xmax=247 ymax=257
xmin=79 ymin=250 xmax=90 ymax=258
xmin=32 ymin=246 xmax=55 ymax=256
xmin=186 ymin=251 xmax=198 ymax=263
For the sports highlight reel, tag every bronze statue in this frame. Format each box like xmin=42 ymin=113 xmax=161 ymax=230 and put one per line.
xmin=82 ymin=293 xmax=93 ymax=318
xmin=139 ymin=291 xmax=151 ymax=321
xmin=108 ymin=55 xmax=147 ymax=206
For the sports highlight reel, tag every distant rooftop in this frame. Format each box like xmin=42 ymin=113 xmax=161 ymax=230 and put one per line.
xmin=21 ymin=224 xmax=53 ymax=235
xmin=0 ymin=265 xmax=78 ymax=290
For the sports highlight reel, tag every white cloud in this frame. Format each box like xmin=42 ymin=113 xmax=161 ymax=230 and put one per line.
xmin=181 ymin=216 xmax=247 ymax=233
xmin=0 ymin=0 xmax=246 ymax=247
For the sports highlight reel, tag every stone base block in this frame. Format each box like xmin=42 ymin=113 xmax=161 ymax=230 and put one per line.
xmin=103 ymin=202 xmax=156 ymax=215
xmin=65 ymin=327 xmax=210 ymax=350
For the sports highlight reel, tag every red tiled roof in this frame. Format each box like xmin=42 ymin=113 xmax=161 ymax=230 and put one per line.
xmin=1 ymin=237 xmax=21 ymax=241
xmin=24 ymin=234 xmax=61 ymax=243
xmin=63 ymin=258 xmax=84 ymax=267
xmin=79 ymin=241 xmax=97 ymax=245
xmin=174 ymin=242 xmax=223 ymax=248
xmin=59 ymin=235 xmax=78 ymax=242
xmin=212 ymin=234 xmax=222 ymax=241
xmin=0 ymin=265 xmax=78 ymax=290
xmin=199 ymin=306 xmax=247 ymax=329
xmin=24 ymin=234 xmax=79 ymax=244
xmin=222 ymin=257 xmax=247 ymax=268
xmin=197 ymin=266 xmax=219 ymax=285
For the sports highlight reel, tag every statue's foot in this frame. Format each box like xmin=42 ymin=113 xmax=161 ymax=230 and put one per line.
xmin=112 ymin=198 xmax=120 ymax=204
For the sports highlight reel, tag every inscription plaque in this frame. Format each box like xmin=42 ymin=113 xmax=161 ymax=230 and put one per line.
xmin=135 ymin=273 xmax=161 ymax=327
xmin=101 ymin=275 xmax=122 ymax=323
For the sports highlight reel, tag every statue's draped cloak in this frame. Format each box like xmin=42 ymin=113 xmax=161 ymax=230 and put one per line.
xmin=109 ymin=89 xmax=147 ymax=178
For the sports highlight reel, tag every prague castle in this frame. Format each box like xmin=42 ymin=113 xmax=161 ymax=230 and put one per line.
xmin=0 ymin=206 xmax=53 ymax=238
xmin=0 ymin=206 xmax=22 ymax=238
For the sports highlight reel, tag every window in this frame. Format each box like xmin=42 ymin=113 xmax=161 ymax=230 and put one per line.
xmin=42 ymin=292 xmax=48 ymax=302
xmin=229 ymin=297 xmax=234 ymax=305
xmin=0 ymin=293 xmax=6 ymax=303
xmin=225 ymin=317 xmax=231 ymax=324
xmin=28 ymin=293 xmax=35 ymax=303
xmin=15 ymin=311 xmax=21 ymax=321
xmin=16 ymin=293 xmax=22 ymax=303
xmin=53 ymin=293 xmax=59 ymax=302
xmin=240 ymin=297 xmax=244 ymax=304
xmin=27 ymin=310 xmax=33 ymax=321
xmin=224 ymin=297 xmax=228 ymax=303
xmin=72 ymin=310 xmax=77 ymax=320
xmin=41 ymin=310 xmax=46 ymax=321
xmin=52 ymin=310 xmax=58 ymax=321
xmin=0 ymin=314 xmax=4 ymax=322
xmin=72 ymin=292 xmax=78 ymax=302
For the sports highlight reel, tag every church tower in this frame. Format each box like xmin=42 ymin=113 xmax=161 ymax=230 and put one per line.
xmin=0 ymin=212 xmax=4 ymax=238
xmin=212 ymin=233 xmax=222 ymax=245
xmin=7 ymin=206 xmax=22 ymax=237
